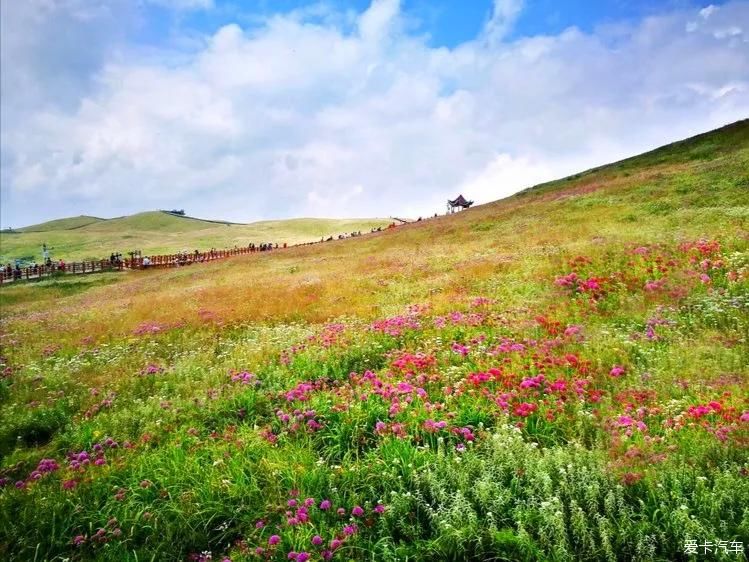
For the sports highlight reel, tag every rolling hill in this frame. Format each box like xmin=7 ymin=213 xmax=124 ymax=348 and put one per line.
xmin=0 ymin=120 xmax=747 ymax=562
xmin=0 ymin=211 xmax=392 ymax=262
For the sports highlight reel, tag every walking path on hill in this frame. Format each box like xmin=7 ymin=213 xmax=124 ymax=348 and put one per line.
xmin=0 ymin=222 xmax=409 ymax=285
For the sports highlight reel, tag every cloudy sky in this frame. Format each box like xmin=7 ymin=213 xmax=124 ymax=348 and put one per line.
xmin=1 ymin=0 xmax=747 ymax=227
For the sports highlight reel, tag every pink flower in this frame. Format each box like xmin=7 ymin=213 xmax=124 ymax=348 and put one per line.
xmin=330 ymin=539 xmax=342 ymax=550
xmin=352 ymin=505 xmax=364 ymax=517
xmin=616 ymin=415 xmax=634 ymax=427
xmin=513 ymin=402 xmax=537 ymax=417
xmin=609 ymin=365 xmax=626 ymax=378
xmin=312 ymin=535 xmax=323 ymax=546
xmin=72 ymin=535 xmax=86 ymax=546
xmin=255 ymin=520 xmax=265 ymax=529
xmin=319 ymin=499 xmax=332 ymax=510
xmin=268 ymin=535 xmax=281 ymax=546
xmin=740 ymin=411 xmax=749 ymax=422
xmin=296 ymin=553 xmax=310 ymax=562
xmin=374 ymin=503 xmax=385 ymax=514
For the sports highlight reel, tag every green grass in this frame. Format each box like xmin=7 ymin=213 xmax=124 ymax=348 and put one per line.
xmin=0 ymin=120 xmax=747 ymax=561
xmin=15 ymin=215 xmax=107 ymax=233
xmin=0 ymin=212 xmax=392 ymax=263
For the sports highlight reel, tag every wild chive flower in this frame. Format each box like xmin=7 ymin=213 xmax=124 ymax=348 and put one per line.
xmin=296 ymin=552 xmax=310 ymax=562
xmin=351 ymin=505 xmax=364 ymax=517
xmin=312 ymin=535 xmax=323 ymax=546
xmin=330 ymin=539 xmax=342 ymax=550
xmin=319 ymin=499 xmax=331 ymax=510
xmin=337 ymin=508 xmax=346 ymax=516
xmin=255 ymin=520 xmax=265 ymax=529
xmin=374 ymin=503 xmax=385 ymax=514
xmin=609 ymin=365 xmax=626 ymax=378
xmin=343 ymin=524 xmax=357 ymax=536
xmin=268 ymin=535 xmax=281 ymax=546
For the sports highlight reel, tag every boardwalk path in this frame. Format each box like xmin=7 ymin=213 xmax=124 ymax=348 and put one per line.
xmin=0 ymin=223 xmax=404 ymax=285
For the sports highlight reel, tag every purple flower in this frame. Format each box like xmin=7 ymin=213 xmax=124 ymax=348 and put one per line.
xmin=330 ymin=539 xmax=342 ymax=550
xmin=72 ymin=535 xmax=86 ymax=546
xmin=374 ymin=503 xmax=385 ymax=514
xmin=322 ymin=550 xmax=333 ymax=560
xmin=288 ymin=499 xmax=298 ymax=507
xmin=343 ymin=524 xmax=357 ymax=536
xmin=304 ymin=497 xmax=316 ymax=508
xmin=312 ymin=535 xmax=323 ymax=546
xmin=287 ymin=552 xmax=298 ymax=560
xmin=351 ymin=505 xmax=364 ymax=517
xmin=296 ymin=553 xmax=310 ymax=562
xmin=268 ymin=535 xmax=281 ymax=546
xmin=255 ymin=520 xmax=265 ymax=529
xmin=319 ymin=499 xmax=331 ymax=510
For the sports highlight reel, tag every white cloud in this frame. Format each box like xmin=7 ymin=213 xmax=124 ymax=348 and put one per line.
xmin=483 ymin=0 xmax=524 ymax=45
xmin=1 ymin=1 xmax=749 ymax=227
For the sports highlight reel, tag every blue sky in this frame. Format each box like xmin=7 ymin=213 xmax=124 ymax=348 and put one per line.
xmin=1 ymin=0 xmax=747 ymax=227
xmin=140 ymin=0 xmax=728 ymax=48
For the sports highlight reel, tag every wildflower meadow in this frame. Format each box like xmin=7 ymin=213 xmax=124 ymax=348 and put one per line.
xmin=1 ymin=121 xmax=748 ymax=561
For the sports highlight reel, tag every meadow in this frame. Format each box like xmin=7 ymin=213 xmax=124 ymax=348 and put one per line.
xmin=0 ymin=120 xmax=748 ymax=561
xmin=0 ymin=213 xmax=392 ymax=263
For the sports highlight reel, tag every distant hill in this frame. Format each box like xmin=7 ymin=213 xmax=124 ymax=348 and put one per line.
xmin=16 ymin=215 xmax=107 ymax=233
xmin=0 ymin=211 xmax=392 ymax=262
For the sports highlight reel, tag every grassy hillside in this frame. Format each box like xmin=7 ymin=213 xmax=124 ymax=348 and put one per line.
xmin=0 ymin=211 xmax=392 ymax=263
xmin=14 ymin=215 xmax=107 ymax=233
xmin=0 ymin=121 xmax=747 ymax=561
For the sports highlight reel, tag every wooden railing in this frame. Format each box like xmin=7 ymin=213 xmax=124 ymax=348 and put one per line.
xmin=0 ymin=221 xmax=405 ymax=285
xmin=0 ymin=245 xmax=285 ymax=284
xmin=0 ymin=260 xmax=125 ymax=284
